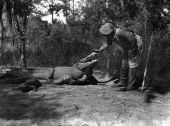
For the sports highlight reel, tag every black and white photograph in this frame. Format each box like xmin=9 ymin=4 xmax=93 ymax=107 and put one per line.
xmin=0 ymin=0 xmax=170 ymax=125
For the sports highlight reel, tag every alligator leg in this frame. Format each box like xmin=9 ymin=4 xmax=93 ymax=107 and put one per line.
xmin=12 ymin=77 xmax=42 ymax=93
xmin=53 ymin=74 xmax=73 ymax=85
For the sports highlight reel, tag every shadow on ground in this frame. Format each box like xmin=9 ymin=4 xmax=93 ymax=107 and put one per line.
xmin=145 ymin=79 xmax=170 ymax=103
xmin=0 ymin=85 xmax=64 ymax=121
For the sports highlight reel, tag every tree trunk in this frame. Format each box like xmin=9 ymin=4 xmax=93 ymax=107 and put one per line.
xmin=21 ymin=37 xmax=26 ymax=68
xmin=119 ymin=0 xmax=124 ymax=8
xmin=14 ymin=15 xmax=27 ymax=68
xmin=0 ymin=1 xmax=5 ymax=57
xmin=72 ymin=0 xmax=74 ymax=21
xmin=144 ymin=8 xmax=147 ymax=49
xmin=0 ymin=16 xmax=3 ymax=56
xmin=52 ymin=12 xmax=54 ymax=24
xmin=69 ymin=0 xmax=71 ymax=17
xmin=51 ymin=0 xmax=54 ymax=24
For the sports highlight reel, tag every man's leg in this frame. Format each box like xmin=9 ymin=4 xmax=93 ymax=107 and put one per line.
xmin=115 ymin=67 xmax=129 ymax=87
xmin=114 ymin=51 xmax=129 ymax=87
xmin=127 ymin=68 xmax=138 ymax=90
xmin=120 ymin=67 xmax=142 ymax=91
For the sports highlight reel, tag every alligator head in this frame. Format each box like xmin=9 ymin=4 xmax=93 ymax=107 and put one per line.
xmin=73 ymin=52 xmax=98 ymax=75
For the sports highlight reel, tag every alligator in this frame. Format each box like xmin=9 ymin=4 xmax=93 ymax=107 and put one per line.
xmin=0 ymin=53 xmax=117 ymax=92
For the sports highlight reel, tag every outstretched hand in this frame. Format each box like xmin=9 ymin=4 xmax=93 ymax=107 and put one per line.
xmin=78 ymin=51 xmax=98 ymax=63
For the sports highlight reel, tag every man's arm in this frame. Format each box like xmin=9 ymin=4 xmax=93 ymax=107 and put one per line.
xmin=98 ymin=42 xmax=110 ymax=52
xmin=93 ymin=37 xmax=112 ymax=53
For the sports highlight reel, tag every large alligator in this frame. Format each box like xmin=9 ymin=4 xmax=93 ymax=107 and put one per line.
xmin=0 ymin=53 xmax=117 ymax=92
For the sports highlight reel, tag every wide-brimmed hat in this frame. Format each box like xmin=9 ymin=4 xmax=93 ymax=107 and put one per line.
xmin=99 ymin=23 xmax=114 ymax=35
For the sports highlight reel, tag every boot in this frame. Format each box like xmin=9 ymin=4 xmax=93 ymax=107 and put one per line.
xmin=114 ymin=67 xmax=129 ymax=87
xmin=119 ymin=68 xmax=141 ymax=91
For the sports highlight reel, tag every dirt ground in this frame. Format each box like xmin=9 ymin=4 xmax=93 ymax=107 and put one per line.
xmin=0 ymin=73 xmax=170 ymax=126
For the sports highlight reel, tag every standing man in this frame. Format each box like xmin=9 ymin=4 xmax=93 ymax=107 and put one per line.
xmin=92 ymin=22 xmax=143 ymax=91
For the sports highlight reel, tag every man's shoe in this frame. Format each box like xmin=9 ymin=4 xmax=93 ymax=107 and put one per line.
xmin=114 ymin=67 xmax=128 ymax=87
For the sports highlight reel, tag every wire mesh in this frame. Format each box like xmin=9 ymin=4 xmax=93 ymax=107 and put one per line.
xmin=0 ymin=33 xmax=169 ymax=84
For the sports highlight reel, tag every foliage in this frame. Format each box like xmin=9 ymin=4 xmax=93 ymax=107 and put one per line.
xmin=0 ymin=0 xmax=170 ymax=78
xmin=33 ymin=0 xmax=70 ymax=23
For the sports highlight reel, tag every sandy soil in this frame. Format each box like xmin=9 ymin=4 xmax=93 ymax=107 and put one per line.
xmin=0 ymin=74 xmax=170 ymax=126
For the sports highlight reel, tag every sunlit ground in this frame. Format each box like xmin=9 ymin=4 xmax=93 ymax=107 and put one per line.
xmin=0 ymin=81 xmax=170 ymax=126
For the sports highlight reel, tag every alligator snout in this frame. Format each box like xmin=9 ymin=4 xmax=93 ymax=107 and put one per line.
xmin=79 ymin=52 xmax=98 ymax=63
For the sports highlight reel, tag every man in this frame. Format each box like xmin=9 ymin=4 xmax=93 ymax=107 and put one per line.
xmin=92 ymin=22 xmax=143 ymax=91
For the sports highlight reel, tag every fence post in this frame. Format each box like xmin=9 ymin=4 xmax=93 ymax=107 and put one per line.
xmin=142 ymin=32 xmax=154 ymax=91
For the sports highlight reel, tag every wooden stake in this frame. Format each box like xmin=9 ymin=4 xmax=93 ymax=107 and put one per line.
xmin=142 ymin=32 xmax=154 ymax=91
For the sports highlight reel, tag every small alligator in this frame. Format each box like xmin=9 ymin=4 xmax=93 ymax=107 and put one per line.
xmin=0 ymin=53 xmax=117 ymax=92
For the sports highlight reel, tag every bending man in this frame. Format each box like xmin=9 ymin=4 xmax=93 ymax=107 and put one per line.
xmin=92 ymin=22 xmax=143 ymax=91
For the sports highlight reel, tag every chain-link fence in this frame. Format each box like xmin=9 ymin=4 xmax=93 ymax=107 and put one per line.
xmin=145 ymin=32 xmax=170 ymax=84
xmin=0 ymin=36 xmax=93 ymax=68
xmin=0 ymin=31 xmax=170 ymax=84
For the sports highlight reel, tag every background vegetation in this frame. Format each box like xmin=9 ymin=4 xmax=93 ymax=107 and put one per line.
xmin=0 ymin=0 xmax=170 ymax=79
